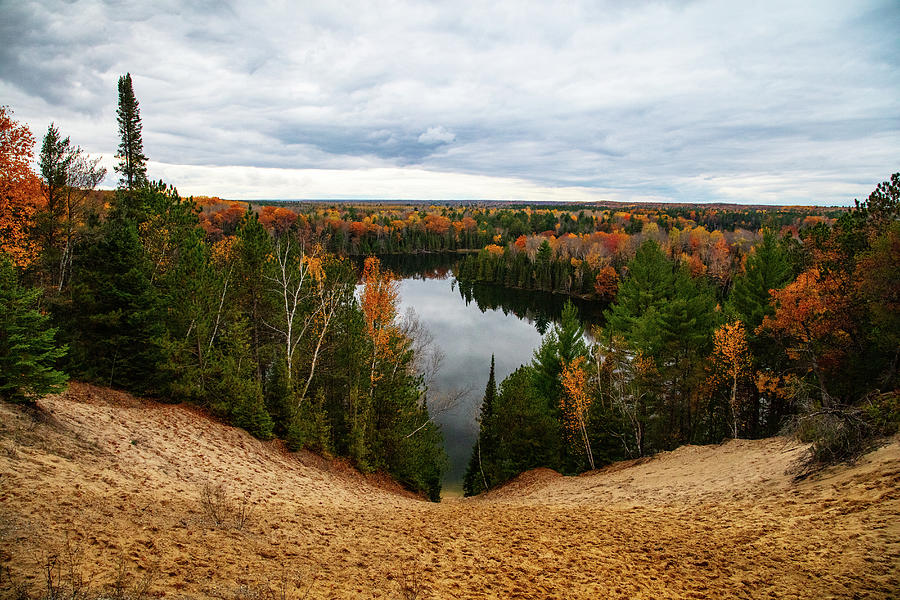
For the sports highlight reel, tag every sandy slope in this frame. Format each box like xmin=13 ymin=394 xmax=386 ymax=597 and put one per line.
xmin=1 ymin=383 xmax=897 ymax=599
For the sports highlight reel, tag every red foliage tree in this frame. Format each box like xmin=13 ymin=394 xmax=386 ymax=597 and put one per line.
xmin=0 ymin=107 xmax=42 ymax=266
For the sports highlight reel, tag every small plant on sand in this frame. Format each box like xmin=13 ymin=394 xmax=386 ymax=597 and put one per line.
xmin=212 ymin=564 xmax=313 ymax=600
xmin=391 ymin=560 xmax=425 ymax=600
xmin=106 ymin=557 xmax=157 ymax=600
xmin=200 ymin=482 xmax=255 ymax=530
xmin=0 ymin=531 xmax=155 ymax=600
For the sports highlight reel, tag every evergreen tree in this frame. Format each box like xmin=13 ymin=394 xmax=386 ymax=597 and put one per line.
xmin=0 ymin=255 xmax=68 ymax=404
xmin=532 ymin=300 xmax=587 ymax=402
xmin=463 ymin=355 xmax=498 ymax=495
xmin=727 ymin=230 xmax=792 ymax=333
xmin=234 ymin=210 xmax=275 ymax=384
xmin=604 ymin=240 xmax=676 ymax=343
xmin=463 ymin=366 xmax=562 ymax=496
xmin=482 ymin=354 xmax=497 ymax=422
xmin=37 ymin=124 xmax=71 ymax=268
xmin=35 ymin=125 xmax=106 ymax=289
xmin=62 ymin=208 xmax=162 ymax=393
xmin=604 ymin=241 xmax=718 ymax=447
xmin=115 ymin=73 xmax=148 ymax=190
xmin=726 ymin=230 xmax=793 ymax=435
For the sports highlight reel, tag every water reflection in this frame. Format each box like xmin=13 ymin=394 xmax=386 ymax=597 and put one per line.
xmin=361 ymin=254 xmax=606 ymax=494
xmin=354 ymin=252 xmax=463 ymax=281
xmin=455 ymin=280 xmax=605 ymax=337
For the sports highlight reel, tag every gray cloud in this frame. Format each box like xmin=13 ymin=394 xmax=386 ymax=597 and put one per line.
xmin=1 ymin=0 xmax=897 ymax=204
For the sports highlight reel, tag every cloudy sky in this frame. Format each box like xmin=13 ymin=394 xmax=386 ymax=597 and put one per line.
xmin=2 ymin=0 xmax=898 ymax=205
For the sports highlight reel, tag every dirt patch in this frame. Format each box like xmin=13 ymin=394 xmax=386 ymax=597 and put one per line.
xmin=1 ymin=382 xmax=897 ymax=599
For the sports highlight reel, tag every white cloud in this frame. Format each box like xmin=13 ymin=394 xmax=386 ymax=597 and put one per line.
xmin=418 ymin=126 xmax=456 ymax=145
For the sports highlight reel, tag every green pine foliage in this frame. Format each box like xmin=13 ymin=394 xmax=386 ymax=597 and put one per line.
xmin=115 ymin=73 xmax=148 ymax=190
xmin=463 ymin=355 xmax=498 ymax=494
xmin=603 ymin=240 xmax=718 ymax=449
xmin=463 ymin=365 xmax=563 ymax=496
xmin=0 ymin=255 xmax=68 ymax=404
xmin=726 ymin=230 xmax=792 ymax=332
xmin=61 ymin=206 xmax=163 ymax=394
xmin=604 ymin=241 xmax=677 ymax=340
xmin=531 ymin=300 xmax=588 ymax=402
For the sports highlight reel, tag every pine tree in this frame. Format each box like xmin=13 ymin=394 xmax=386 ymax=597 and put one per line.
xmin=532 ymin=300 xmax=587 ymax=402
xmin=463 ymin=355 xmax=498 ymax=495
xmin=727 ymin=230 xmax=792 ymax=333
xmin=234 ymin=210 xmax=274 ymax=384
xmin=604 ymin=240 xmax=676 ymax=343
xmin=63 ymin=213 xmax=162 ymax=393
xmin=35 ymin=124 xmax=106 ymax=289
xmin=0 ymin=255 xmax=68 ymax=404
xmin=115 ymin=73 xmax=148 ymax=190
xmin=725 ymin=230 xmax=793 ymax=435
xmin=604 ymin=241 xmax=717 ymax=447
xmin=38 ymin=124 xmax=71 ymax=252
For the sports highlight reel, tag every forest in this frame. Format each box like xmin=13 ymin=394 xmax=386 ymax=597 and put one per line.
xmin=1 ymin=77 xmax=898 ymax=500
xmin=0 ymin=81 xmax=445 ymax=500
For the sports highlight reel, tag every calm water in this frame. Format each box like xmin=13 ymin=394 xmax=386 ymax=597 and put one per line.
xmin=377 ymin=255 xmax=605 ymax=495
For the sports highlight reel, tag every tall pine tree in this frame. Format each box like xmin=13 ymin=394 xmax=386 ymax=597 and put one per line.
xmin=463 ymin=355 xmax=497 ymax=494
xmin=115 ymin=73 xmax=148 ymax=190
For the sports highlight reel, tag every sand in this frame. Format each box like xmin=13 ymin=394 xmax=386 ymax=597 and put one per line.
xmin=1 ymin=382 xmax=897 ymax=599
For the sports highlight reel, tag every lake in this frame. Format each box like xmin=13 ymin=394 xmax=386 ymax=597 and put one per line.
xmin=374 ymin=254 xmax=605 ymax=495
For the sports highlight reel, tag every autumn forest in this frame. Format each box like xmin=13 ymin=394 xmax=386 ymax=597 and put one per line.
xmin=1 ymin=77 xmax=898 ymax=505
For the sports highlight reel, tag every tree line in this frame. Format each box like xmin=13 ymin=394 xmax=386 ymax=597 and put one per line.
xmin=465 ymin=180 xmax=899 ymax=494
xmin=190 ymin=196 xmax=842 ymax=302
xmin=0 ymin=76 xmax=445 ymax=500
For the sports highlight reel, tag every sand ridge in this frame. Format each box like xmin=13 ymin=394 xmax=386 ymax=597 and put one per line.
xmin=1 ymin=383 xmax=898 ymax=598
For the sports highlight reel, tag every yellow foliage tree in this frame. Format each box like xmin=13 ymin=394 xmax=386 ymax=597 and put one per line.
xmin=560 ymin=356 xmax=595 ymax=469
xmin=361 ymin=257 xmax=400 ymax=396
xmin=711 ymin=321 xmax=752 ymax=438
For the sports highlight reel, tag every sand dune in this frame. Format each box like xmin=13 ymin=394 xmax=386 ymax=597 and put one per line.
xmin=1 ymin=383 xmax=897 ymax=598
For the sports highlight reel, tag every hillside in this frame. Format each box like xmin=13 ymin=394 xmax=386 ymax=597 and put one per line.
xmin=1 ymin=384 xmax=898 ymax=599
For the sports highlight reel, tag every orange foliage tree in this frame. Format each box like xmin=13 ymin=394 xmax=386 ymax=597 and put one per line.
xmin=560 ymin=356 xmax=595 ymax=469
xmin=424 ymin=214 xmax=450 ymax=236
xmin=758 ymin=268 xmax=852 ymax=406
xmin=593 ymin=265 xmax=619 ymax=302
xmin=259 ymin=205 xmax=298 ymax=236
xmin=0 ymin=107 xmax=42 ymax=266
xmin=711 ymin=321 xmax=752 ymax=438
xmin=361 ymin=256 xmax=400 ymax=397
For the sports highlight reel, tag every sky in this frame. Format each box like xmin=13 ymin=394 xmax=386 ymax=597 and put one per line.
xmin=2 ymin=0 xmax=898 ymax=206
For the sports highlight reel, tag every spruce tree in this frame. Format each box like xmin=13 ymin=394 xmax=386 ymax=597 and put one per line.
xmin=727 ymin=230 xmax=792 ymax=333
xmin=463 ymin=355 xmax=498 ymax=495
xmin=64 ymin=212 xmax=162 ymax=393
xmin=115 ymin=73 xmax=148 ymax=190
xmin=0 ymin=255 xmax=68 ymax=404
xmin=604 ymin=240 xmax=676 ymax=344
xmin=38 ymin=124 xmax=70 ymax=244
xmin=482 ymin=354 xmax=497 ymax=422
